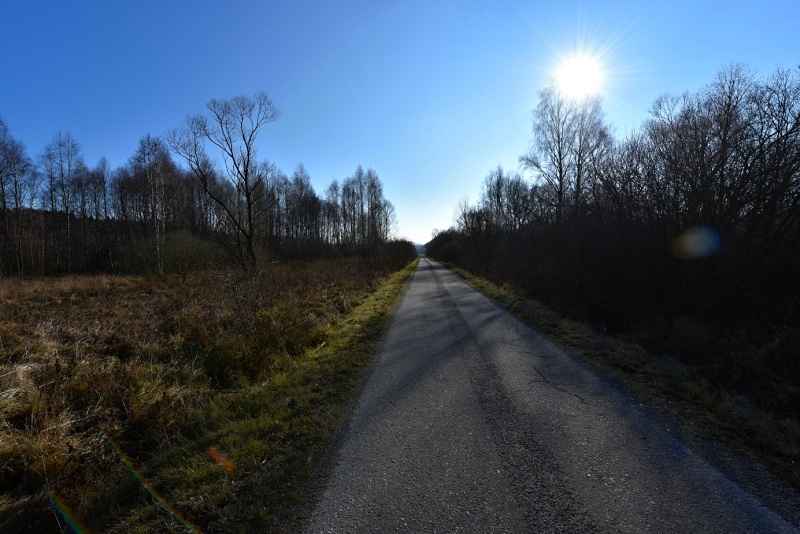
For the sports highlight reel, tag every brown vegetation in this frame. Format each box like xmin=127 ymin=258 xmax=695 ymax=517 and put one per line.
xmin=0 ymin=257 xmax=410 ymax=532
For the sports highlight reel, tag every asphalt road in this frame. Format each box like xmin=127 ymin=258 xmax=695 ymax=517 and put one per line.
xmin=306 ymin=258 xmax=799 ymax=533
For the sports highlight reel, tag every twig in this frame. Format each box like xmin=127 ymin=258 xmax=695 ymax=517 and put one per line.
xmin=41 ymin=414 xmax=93 ymax=432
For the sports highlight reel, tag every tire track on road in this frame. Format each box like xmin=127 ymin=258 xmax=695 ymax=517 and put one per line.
xmin=428 ymin=260 xmax=597 ymax=532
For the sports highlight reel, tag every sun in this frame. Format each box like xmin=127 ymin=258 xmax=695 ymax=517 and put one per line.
xmin=555 ymin=53 xmax=604 ymax=100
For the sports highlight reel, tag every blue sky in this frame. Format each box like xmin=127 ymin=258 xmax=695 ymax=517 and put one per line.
xmin=2 ymin=1 xmax=798 ymax=243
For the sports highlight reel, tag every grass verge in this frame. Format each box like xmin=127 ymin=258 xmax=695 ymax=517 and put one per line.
xmin=445 ymin=263 xmax=800 ymax=493
xmin=90 ymin=259 xmax=417 ymax=533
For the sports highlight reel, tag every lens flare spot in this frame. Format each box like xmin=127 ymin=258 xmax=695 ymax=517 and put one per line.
xmin=207 ymin=445 xmax=236 ymax=473
xmin=103 ymin=430 xmax=200 ymax=533
xmin=671 ymin=226 xmax=723 ymax=259
xmin=46 ymin=487 xmax=90 ymax=534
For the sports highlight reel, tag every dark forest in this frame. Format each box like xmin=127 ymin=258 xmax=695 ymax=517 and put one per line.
xmin=426 ymin=64 xmax=800 ymax=416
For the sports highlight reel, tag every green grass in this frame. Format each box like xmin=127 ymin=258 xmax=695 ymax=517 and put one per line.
xmin=89 ymin=259 xmax=418 ymax=533
xmin=445 ymin=263 xmax=800 ymax=492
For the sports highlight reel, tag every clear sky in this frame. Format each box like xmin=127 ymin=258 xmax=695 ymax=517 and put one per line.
xmin=2 ymin=0 xmax=798 ymax=244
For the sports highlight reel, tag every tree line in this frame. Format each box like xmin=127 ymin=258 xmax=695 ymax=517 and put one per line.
xmin=0 ymin=92 xmax=408 ymax=276
xmin=426 ymin=64 xmax=800 ymax=413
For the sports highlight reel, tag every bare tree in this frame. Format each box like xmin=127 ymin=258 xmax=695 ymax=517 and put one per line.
xmin=0 ymin=118 xmax=34 ymax=275
xmin=479 ymin=166 xmax=534 ymax=233
xmin=745 ymin=66 xmax=800 ymax=242
xmin=572 ymin=96 xmax=612 ymax=210
xmin=324 ymin=179 xmax=341 ymax=250
xmin=41 ymin=131 xmax=84 ymax=272
xmin=169 ymin=92 xmax=280 ymax=269
xmin=340 ymin=174 xmax=359 ymax=253
xmin=521 ymin=86 xmax=611 ymax=220
xmin=284 ymin=163 xmax=320 ymax=256
xmin=520 ymin=87 xmax=575 ymax=221
xmin=365 ymin=167 xmax=385 ymax=252
xmin=130 ymin=134 xmax=177 ymax=274
xmin=85 ymin=157 xmax=112 ymax=270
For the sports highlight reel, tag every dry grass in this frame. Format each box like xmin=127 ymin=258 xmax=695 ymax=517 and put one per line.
xmin=0 ymin=258 xmax=407 ymax=533
xmin=105 ymin=260 xmax=418 ymax=532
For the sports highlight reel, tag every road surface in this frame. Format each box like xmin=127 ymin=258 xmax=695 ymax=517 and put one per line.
xmin=306 ymin=258 xmax=799 ymax=532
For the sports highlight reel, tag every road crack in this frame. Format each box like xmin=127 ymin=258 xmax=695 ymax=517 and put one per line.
xmin=530 ymin=367 xmax=588 ymax=405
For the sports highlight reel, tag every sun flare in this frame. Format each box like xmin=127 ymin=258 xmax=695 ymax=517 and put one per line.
xmin=555 ymin=54 xmax=604 ymax=100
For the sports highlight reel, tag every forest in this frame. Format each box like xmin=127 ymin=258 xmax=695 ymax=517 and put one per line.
xmin=426 ymin=64 xmax=800 ymax=416
xmin=0 ymin=92 xmax=410 ymax=277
